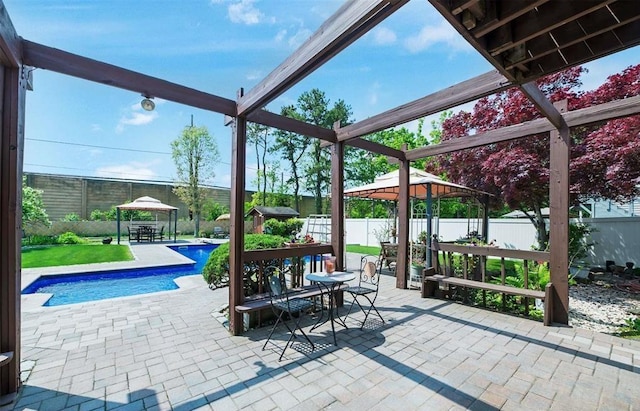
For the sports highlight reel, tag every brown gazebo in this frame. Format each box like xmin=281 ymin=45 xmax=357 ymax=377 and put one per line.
xmin=2 ymin=1 xmax=640 ymax=402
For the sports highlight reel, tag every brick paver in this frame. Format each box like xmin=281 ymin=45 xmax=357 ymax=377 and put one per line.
xmin=5 ymin=246 xmax=640 ymax=410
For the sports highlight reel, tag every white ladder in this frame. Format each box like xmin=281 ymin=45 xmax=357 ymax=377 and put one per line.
xmin=305 ymin=214 xmax=331 ymax=243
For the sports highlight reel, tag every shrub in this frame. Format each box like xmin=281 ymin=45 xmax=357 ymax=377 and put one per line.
xmin=202 ymin=234 xmax=287 ymax=288
xmin=57 ymin=231 xmax=86 ymax=244
xmin=22 ymin=235 xmax=58 ymax=246
xmin=90 ymin=209 xmax=107 ymax=221
xmin=618 ymin=317 xmax=640 ymax=337
xmin=263 ymin=218 xmax=304 ymax=239
xmin=61 ymin=213 xmax=81 ymax=222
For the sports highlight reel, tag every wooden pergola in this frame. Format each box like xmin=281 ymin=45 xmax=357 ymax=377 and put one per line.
xmin=2 ymin=0 xmax=640 ymax=403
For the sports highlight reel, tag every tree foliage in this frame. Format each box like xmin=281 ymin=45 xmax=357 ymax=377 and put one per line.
xmin=272 ymin=105 xmax=310 ymax=212
xmin=437 ymin=64 xmax=640 ymax=249
xmin=171 ymin=125 xmax=220 ymax=236
xmin=22 ymin=177 xmax=50 ymax=228
xmin=274 ymin=89 xmax=353 ymax=213
xmin=247 ymin=121 xmax=271 ymax=204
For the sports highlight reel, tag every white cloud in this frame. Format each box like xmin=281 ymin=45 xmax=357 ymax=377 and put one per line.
xmin=288 ymin=28 xmax=312 ymax=49
xmin=274 ymin=29 xmax=287 ymax=43
xmin=228 ymin=0 xmax=263 ymax=25
xmin=368 ymin=81 xmax=381 ymax=105
xmin=90 ymin=124 xmax=102 ymax=132
xmin=116 ymin=111 xmax=158 ymax=133
xmin=373 ymin=27 xmax=397 ymax=46
xmin=246 ymin=70 xmax=263 ymax=81
xmin=95 ymin=162 xmax=157 ymax=180
xmin=405 ymin=21 xmax=472 ymax=54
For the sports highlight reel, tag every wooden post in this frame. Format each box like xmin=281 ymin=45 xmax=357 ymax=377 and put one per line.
xmin=229 ymin=89 xmax=246 ymax=336
xmin=396 ymin=156 xmax=410 ymax=289
xmin=0 ymin=64 xmax=26 ymax=404
xmin=330 ymin=127 xmax=345 ymax=270
xmin=549 ymin=100 xmax=570 ymax=324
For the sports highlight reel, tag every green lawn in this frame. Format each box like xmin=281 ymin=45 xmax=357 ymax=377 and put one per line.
xmin=345 ymin=244 xmax=381 ymax=255
xmin=22 ymin=244 xmax=134 ymax=268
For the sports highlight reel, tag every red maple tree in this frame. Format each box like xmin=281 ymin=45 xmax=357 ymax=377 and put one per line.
xmin=437 ymin=64 xmax=640 ymax=250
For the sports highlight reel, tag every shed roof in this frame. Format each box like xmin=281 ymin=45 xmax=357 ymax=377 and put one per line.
xmin=245 ymin=206 xmax=300 ymax=218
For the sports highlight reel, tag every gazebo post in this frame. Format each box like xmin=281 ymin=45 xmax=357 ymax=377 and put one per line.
xmin=396 ymin=156 xmax=410 ymax=289
xmin=116 ymin=208 xmax=121 ymax=244
xmin=173 ymin=209 xmax=177 ymax=242
xmin=426 ymin=182 xmax=432 ymax=268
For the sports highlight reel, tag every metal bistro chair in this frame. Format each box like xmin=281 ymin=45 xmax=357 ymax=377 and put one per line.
xmin=262 ymin=266 xmax=315 ymax=360
xmin=344 ymin=255 xmax=384 ymax=329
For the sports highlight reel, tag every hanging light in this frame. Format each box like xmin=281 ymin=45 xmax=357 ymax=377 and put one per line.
xmin=141 ymin=95 xmax=155 ymax=111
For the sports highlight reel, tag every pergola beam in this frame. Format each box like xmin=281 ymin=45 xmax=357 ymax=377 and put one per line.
xmin=406 ymin=94 xmax=640 ymax=159
xmin=246 ymin=110 xmax=336 ymax=143
xmin=520 ymin=82 xmax=568 ymax=130
xmin=21 ymin=40 xmax=237 ymax=116
xmin=347 ymin=138 xmax=405 ymax=160
xmin=22 ymin=40 xmax=335 ymax=142
xmin=237 ymin=0 xmax=409 ymax=116
xmin=335 ymin=70 xmax=511 ymax=141
xmin=0 ymin=2 xmax=20 ymax=67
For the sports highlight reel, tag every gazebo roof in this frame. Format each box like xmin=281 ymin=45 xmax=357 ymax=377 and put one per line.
xmin=344 ymin=167 xmax=490 ymax=201
xmin=116 ymin=196 xmax=178 ymax=212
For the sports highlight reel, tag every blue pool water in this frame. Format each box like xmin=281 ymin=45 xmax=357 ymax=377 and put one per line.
xmin=22 ymin=244 xmax=218 ymax=306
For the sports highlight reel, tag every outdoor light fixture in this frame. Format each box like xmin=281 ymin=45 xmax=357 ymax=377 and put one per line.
xmin=141 ymin=95 xmax=155 ymax=111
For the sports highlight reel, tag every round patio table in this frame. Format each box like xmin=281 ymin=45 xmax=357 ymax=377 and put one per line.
xmin=306 ymin=271 xmax=355 ymax=346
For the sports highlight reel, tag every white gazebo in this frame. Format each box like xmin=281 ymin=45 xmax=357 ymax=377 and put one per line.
xmin=116 ymin=196 xmax=179 ymax=244
xmin=344 ymin=168 xmax=491 ymax=266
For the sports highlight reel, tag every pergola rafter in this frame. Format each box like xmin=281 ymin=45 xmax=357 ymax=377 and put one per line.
xmin=332 ymin=70 xmax=512 ymax=143
xmin=237 ymin=0 xmax=410 ymax=116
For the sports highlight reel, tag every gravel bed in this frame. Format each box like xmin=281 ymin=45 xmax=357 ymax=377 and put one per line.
xmin=569 ymin=281 xmax=640 ymax=334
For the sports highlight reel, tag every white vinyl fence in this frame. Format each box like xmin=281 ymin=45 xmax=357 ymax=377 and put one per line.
xmin=303 ymin=217 xmax=640 ymax=268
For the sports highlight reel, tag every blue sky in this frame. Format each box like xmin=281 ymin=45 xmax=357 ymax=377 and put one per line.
xmin=5 ymin=0 xmax=639 ymax=191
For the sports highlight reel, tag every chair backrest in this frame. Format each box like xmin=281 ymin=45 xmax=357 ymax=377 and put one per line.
xmin=359 ymin=255 xmax=381 ymax=288
xmin=264 ymin=266 xmax=288 ymax=301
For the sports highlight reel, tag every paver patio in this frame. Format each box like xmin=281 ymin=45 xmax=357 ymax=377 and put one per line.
xmin=7 ymin=245 xmax=640 ymax=410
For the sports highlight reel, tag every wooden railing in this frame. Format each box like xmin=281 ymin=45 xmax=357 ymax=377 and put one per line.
xmin=432 ymin=242 xmax=549 ymax=284
xmin=237 ymin=243 xmax=335 ymax=329
xmin=244 ymin=243 xmax=334 ymax=294
xmin=431 ymin=241 xmax=551 ymax=317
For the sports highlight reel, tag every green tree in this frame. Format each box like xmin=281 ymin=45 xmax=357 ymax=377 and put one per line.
xmin=22 ymin=177 xmax=50 ymax=228
xmin=272 ymin=105 xmax=310 ymax=212
xmin=275 ymin=89 xmax=353 ymax=213
xmin=247 ymin=121 xmax=270 ymax=204
xmin=171 ymin=125 xmax=220 ymax=237
xmin=201 ymin=199 xmax=229 ymax=221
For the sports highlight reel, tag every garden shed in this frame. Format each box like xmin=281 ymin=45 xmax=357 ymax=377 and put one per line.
xmin=246 ymin=206 xmax=299 ymax=234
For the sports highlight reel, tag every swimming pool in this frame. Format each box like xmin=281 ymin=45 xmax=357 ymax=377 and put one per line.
xmin=22 ymin=244 xmax=218 ymax=306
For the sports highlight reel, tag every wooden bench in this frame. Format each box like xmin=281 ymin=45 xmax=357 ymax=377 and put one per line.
xmin=423 ymin=274 xmax=553 ymax=326
xmin=235 ymin=283 xmax=349 ymax=313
